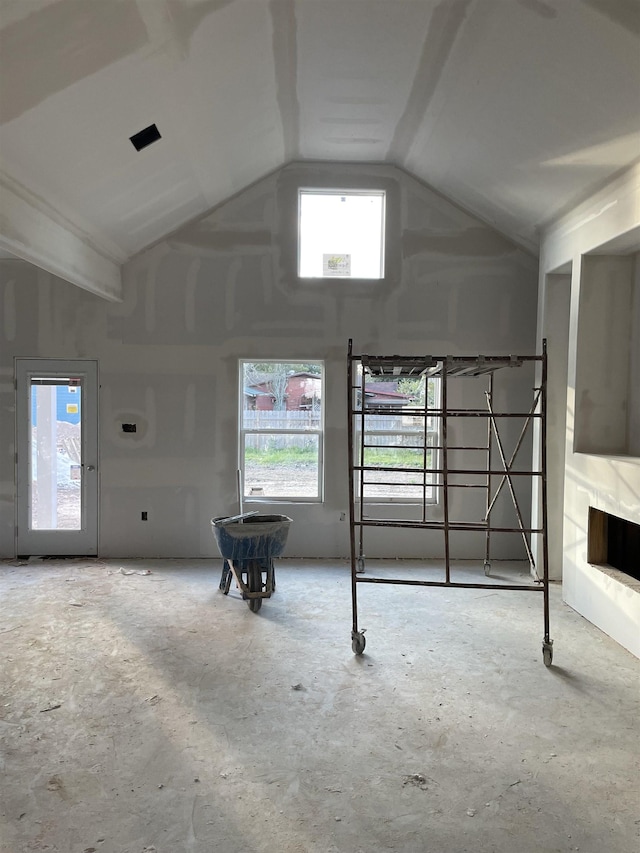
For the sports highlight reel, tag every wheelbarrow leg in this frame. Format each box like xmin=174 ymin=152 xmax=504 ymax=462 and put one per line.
xmin=247 ymin=559 xmax=263 ymax=612
xmin=219 ymin=559 xmax=232 ymax=593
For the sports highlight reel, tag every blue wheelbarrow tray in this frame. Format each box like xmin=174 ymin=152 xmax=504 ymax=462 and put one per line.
xmin=211 ymin=514 xmax=292 ymax=611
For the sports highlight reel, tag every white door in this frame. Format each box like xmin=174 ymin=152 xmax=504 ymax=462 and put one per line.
xmin=16 ymin=359 xmax=98 ymax=557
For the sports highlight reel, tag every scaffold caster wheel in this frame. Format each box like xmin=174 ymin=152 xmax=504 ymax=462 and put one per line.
xmin=352 ymin=631 xmax=366 ymax=655
xmin=483 ymin=560 xmax=491 ymax=577
xmin=356 ymin=557 xmax=365 ymax=574
xmin=542 ymin=641 xmax=553 ymax=667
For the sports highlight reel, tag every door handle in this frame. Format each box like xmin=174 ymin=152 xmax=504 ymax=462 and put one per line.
xmin=84 ymin=465 xmax=96 ymax=472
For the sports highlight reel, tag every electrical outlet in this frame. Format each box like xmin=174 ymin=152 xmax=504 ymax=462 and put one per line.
xmin=141 ymin=511 xmax=148 ymax=521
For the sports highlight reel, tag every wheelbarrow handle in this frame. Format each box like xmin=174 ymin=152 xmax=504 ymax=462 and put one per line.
xmin=214 ymin=511 xmax=260 ymax=525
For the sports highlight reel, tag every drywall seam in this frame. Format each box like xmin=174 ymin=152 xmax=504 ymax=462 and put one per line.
xmin=389 ymin=0 xmax=473 ymax=162
xmin=270 ymin=0 xmax=299 ymax=161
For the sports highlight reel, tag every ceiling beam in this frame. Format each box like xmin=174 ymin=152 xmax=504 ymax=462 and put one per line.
xmin=0 ymin=172 xmax=123 ymax=302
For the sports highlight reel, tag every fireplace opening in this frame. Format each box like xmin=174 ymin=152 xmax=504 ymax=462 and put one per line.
xmin=588 ymin=508 xmax=640 ymax=582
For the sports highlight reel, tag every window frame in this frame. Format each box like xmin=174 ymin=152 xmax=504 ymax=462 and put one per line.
xmin=297 ymin=188 xmax=386 ymax=280
xmin=355 ymin=375 xmax=441 ymax=505
xmin=239 ymin=360 xmax=324 ymax=503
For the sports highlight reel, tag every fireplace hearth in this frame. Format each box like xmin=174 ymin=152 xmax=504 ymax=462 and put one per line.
xmin=588 ymin=508 xmax=640 ymax=582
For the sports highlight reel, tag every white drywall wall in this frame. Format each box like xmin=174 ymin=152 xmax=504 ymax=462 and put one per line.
xmin=538 ymin=163 xmax=640 ymax=657
xmin=536 ymin=273 xmax=571 ymax=582
xmin=574 ymin=255 xmax=635 ymax=454
xmin=0 ymin=163 xmax=538 ymax=559
xmin=629 ymin=255 xmax=640 ymax=456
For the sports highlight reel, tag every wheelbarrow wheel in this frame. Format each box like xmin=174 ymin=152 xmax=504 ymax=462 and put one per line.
xmin=248 ymin=561 xmax=263 ymax=613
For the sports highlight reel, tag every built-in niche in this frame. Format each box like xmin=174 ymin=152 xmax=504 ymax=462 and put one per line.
xmin=575 ymin=253 xmax=639 ymax=456
xmin=588 ymin=507 xmax=640 ymax=582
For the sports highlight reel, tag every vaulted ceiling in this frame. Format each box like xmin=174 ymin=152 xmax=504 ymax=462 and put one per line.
xmin=1 ymin=0 xmax=639 ymax=298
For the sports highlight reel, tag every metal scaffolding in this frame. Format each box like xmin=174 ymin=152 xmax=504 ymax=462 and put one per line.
xmin=347 ymin=339 xmax=552 ymax=665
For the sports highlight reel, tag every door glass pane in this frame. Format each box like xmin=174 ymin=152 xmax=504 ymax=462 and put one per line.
xmin=30 ymin=377 xmax=82 ymax=530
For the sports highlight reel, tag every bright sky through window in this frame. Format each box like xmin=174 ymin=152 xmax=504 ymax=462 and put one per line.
xmin=298 ymin=190 xmax=385 ymax=279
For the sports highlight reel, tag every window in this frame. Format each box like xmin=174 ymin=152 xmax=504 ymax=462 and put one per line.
xmin=298 ymin=189 xmax=385 ymax=279
xmin=240 ymin=361 xmax=323 ymax=500
xmin=356 ymin=372 xmax=440 ymax=503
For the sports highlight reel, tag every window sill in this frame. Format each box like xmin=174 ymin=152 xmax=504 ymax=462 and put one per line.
xmin=360 ymin=499 xmax=439 ymax=506
xmin=244 ymin=497 xmax=323 ymax=505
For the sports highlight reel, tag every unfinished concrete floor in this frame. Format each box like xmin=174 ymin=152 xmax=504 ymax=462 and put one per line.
xmin=1 ymin=558 xmax=638 ymax=853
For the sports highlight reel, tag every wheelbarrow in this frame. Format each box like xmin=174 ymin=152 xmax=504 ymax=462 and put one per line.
xmin=211 ymin=513 xmax=292 ymax=612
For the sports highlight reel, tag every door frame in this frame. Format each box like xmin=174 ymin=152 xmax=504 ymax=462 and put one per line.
xmin=15 ymin=358 xmax=99 ymax=557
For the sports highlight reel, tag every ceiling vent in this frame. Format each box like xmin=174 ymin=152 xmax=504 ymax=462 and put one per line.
xmin=129 ymin=124 xmax=161 ymax=152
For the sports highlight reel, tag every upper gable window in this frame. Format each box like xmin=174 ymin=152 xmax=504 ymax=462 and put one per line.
xmin=298 ymin=189 xmax=385 ymax=279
